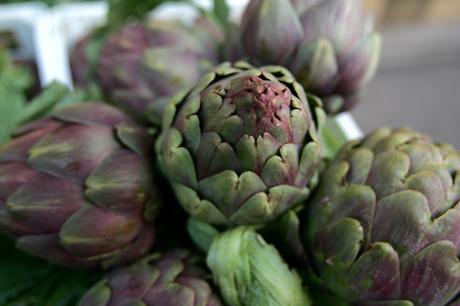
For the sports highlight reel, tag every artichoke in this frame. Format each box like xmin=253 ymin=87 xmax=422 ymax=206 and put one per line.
xmin=0 ymin=103 xmax=159 ymax=267
xmin=207 ymin=226 xmax=310 ymax=306
xmin=157 ymin=61 xmax=324 ymax=226
xmin=71 ymin=18 xmax=222 ymax=125
xmin=241 ymin=0 xmax=381 ymax=114
xmin=305 ymin=128 xmax=460 ymax=306
xmin=78 ymin=249 xmax=222 ymax=306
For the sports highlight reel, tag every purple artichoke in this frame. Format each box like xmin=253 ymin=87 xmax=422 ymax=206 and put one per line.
xmin=78 ymin=249 xmax=222 ymax=306
xmin=96 ymin=24 xmax=154 ymax=124
xmin=0 ymin=103 xmax=159 ymax=268
xmin=92 ymin=19 xmax=221 ymax=125
xmin=241 ymin=0 xmax=381 ymax=114
xmin=305 ymin=128 xmax=460 ymax=306
xmin=157 ymin=62 xmax=324 ymax=226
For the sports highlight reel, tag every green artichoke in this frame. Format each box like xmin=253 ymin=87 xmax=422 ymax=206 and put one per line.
xmin=0 ymin=103 xmax=159 ymax=267
xmin=78 ymin=249 xmax=222 ymax=306
xmin=157 ymin=62 xmax=324 ymax=226
xmin=240 ymin=0 xmax=381 ymax=114
xmin=305 ymin=128 xmax=460 ymax=306
xmin=207 ymin=226 xmax=311 ymax=306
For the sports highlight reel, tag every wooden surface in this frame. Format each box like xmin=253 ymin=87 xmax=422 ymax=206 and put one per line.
xmin=353 ymin=23 xmax=460 ymax=147
xmin=365 ymin=0 xmax=460 ymax=25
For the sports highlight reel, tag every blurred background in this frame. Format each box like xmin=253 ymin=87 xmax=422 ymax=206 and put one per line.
xmin=1 ymin=0 xmax=459 ymax=146
xmin=359 ymin=0 xmax=460 ymax=147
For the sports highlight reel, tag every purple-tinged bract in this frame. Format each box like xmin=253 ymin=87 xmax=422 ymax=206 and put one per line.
xmin=78 ymin=249 xmax=222 ymax=306
xmin=306 ymin=127 xmax=460 ymax=306
xmin=0 ymin=103 xmax=159 ymax=268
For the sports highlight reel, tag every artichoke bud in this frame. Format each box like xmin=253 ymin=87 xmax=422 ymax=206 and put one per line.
xmin=305 ymin=127 xmax=460 ymax=306
xmin=241 ymin=0 xmax=304 ymax=65
xmin=335 ymin=33 xmax=382 ymax=94
xmin=289 ymin=38 xmax=339 ymax=95
xmin=240 ymin=0 xmax=381 ymax=114
xmin=90 ymin=18 xmax=220 ymax=126
xmin=207 ymin=226 xmax=311 ymax=306
xmin=157 ymin=62 xmax=324 ymax=226
xmin=79 ymin=249 xmax=223 ymax=306
xmin=0 ymin=103 xmax=159 ymax=268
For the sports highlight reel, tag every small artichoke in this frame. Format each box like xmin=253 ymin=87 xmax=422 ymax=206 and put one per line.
xmin=241 ymin=0 xmax=381 ymax=114
xmin=0 ymin=103 xmax=159 ymax=267
xmin=207 ymin=226 xmax=311 ymax=306
xmin=78 ymin=249 xmax=222 ymax=306
xmin=305 ymin=128 xmax=460 ymax=306
xmin=157 ymin=62 xmax=324 ymax=226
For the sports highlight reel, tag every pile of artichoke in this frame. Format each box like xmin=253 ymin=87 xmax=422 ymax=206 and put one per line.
xmin=0 ymin=0 xmax=458 ymax=305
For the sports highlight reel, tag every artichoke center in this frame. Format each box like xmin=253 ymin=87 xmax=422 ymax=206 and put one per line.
xmin=226 ymin=76 xmax=293 ymax=141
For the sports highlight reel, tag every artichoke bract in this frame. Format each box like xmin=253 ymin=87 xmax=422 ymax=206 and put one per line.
xmin=207 ymin=227 xmax=311 ymax=306
xmin=157 ymin=62 xmax=324 ymax=226
xmin=0 ymin=103 xmax=159 ymax=268
xmin=305 ymin=128 xmax=460 ymax=306
xmin=78 ymin=249 xmax=222 ymax=306
xmin=70 ymin=34 xmax=93 ymax=88
xmin=91 ymin=19 xmax=221 ymax=125
xmin=241 ymin=0 xmax=381 ymax=114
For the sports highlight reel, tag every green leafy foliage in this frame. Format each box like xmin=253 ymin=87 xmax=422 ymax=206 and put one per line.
xmin=0 ymin=51 xmax=103 ymax=144
xmin=213 ymin=0 xmax=230 ymax=27
xmin=1 ymin=0 xmax=98 ymax=6
xmin=320 ymin=117 xmax=352 ymax=159
xmin=107 ymin=0 xmax=188 ymax=27
xmin=0 ymin=51 xmax=33 ymax=143
xmin=0 ymin=235 xmax=99 ymax=306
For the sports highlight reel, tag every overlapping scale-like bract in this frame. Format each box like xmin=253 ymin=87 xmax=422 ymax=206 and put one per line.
xmin=306 ymin=128 xmax=460 ymax=306
xmin=0 ymin=103 xmax=159 ymax=268
xmin=78 ymin=249 xmax=222 ymax=306
xmin=157 ymin=62 xmax=324 ymax=226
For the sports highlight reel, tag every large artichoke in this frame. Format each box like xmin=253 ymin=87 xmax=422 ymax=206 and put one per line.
xmin=241 ymin=0 xmax=381 ymax=114
xmin=305 ymin=128 xmax=460 ymax=306
xmin=78 ymin=249 xmax=222 ymax=306
xmin=157 ymin=62 xmax=324 ymax=226
xmin=0 ymin=103 xmax=159 ymax=267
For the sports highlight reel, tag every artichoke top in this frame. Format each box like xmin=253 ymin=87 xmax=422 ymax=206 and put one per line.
xmin=241 ymin=0 xmax=382 ymax=113
xmin=157 ymin=61 xmax=324 ymax=226
xmin=306 ymin=127 xmax=460 ymax=306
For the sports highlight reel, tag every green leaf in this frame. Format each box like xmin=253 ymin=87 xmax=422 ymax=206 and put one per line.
xmin=0 ymin=235 xmax=99 ymax=306
xmin=0 ymin=51 xmax=33 ymax=144
xmin=213 ymin=0 xmax=230 ymax=27
xmin=107 ymin=0 xmax=189 ymax=27
xmin=0 ymin=50 xmax=104 ymax=144
xmin=21 ymin=81 xmax=70 ymax=123
xmin=187 ymin=217 xmax=220 ymax=253
xmin=320 ymin=116 xmax=350 ymax=159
